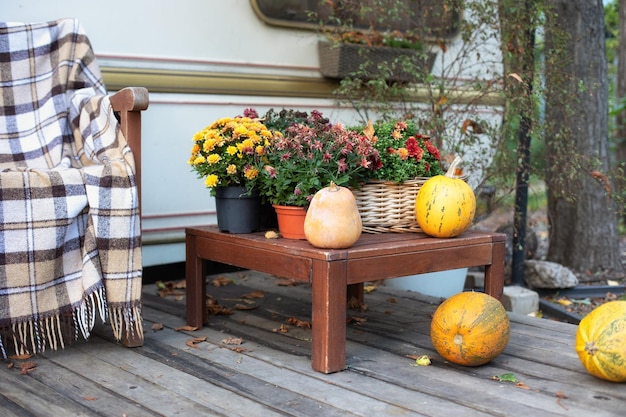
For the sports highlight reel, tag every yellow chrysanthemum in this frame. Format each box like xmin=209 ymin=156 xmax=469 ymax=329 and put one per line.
xmin=226 ymin=164 xmax=237 ymax=175
xmin=192 ymin=131 xmax=204 ymax=141
xmin=191 ymin=143 xmax=201 ymax=155
xmin=260 ymin=129 xmax=272 ymax=138
xmin=397 ymin=148 xmax=409 ymax=160
xmin=204 ymin=174 xmax=219 ymax=187
xmin=233 ymin=125 xmax=248 ymax=138
xmin=207 ymin=154 xmax=222 ymax=164
xmin=203 ymin=138 xmax=217 ymax=153
xmin=192 ymin=155 xmax=206 ymax=165
xmin=226 ymin=145 xmax=238 ymax=156
xmin=255 ymin=145 xmax=265 ymax=155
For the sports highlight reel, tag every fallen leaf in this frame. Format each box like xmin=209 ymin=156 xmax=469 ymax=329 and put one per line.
xmin=83 ymin=396 xmax=98 ymax=401
xmin=186 ymin=337 xmax=207 ymax=349
xmin=492 ymin=373 xmax=518 ymax=383
xmin=556 ymin=298 xmax=573 ymax=306
xmin=508 ymin=72 xmax=523 ymax=83
xmin=19 ymin=361 xmax=37 ymax=375
xmin=222 ymin=337 xmax=243 ymax=345
xmin=151 ymin=323 xmax=164 ymax=331
xmin=175 ymin=325 xmax=198 ymax=332
xmin=234 ymin=304 xmax=258 ymax=310
xmin=515 ymin=382 xmax=531 ymax=390
xmin=348 ymin=296 xmax=367 ymax=312
xmin=287 ymin=317 xmax=311 ymax=329
xmin=347 ymin=316 xmax=367 ymax=325
xmin=556 ymin=391 xmax=569 ymax=410
xmin=386 ymin=297 xmax=397 ymax=303
xmin=229 ymin=346 xmax=248 ymax=353
xmin=264 ymin=230 xmax=279 ymax=239
xmin=412 ymin=355 xmax=432 ymax=366
xmin=211 ymin=277 xmax=234 ymax=287
xmin=273 ymin=324 xmax=289 ymax=333
xmin=242 ymin=290 xmax=265 ymax=299
xmin=364 ymin=285 xmax=377 ymax=293
xmin=9 ymin=353 xmax=32 ymax=360
xmin=276 ymin=278 xmax=299 ymax=286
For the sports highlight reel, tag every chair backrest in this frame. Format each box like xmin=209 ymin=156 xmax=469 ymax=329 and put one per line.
xmin=0 ymin=18 xmax=105 ymax=170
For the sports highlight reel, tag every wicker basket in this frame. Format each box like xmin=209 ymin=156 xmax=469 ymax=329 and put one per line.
xmin=317 ymin=41 xmax=436 ymax=83
xmin=351 ymin=178 xmax=428 ymax=234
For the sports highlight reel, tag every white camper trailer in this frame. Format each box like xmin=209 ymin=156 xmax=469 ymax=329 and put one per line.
xmin=4 ymin=0 xmax=503 ymax=269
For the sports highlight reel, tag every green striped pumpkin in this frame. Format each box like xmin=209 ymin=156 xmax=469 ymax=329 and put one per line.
xmin=430 ymin=292 xmax=510 ymax=366
xmin=576 ymin=300 xmax=626 ymax=382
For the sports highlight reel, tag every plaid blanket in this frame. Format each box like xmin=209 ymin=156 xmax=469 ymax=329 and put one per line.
xmin=0 ymin=19 xmax=143 ymax=357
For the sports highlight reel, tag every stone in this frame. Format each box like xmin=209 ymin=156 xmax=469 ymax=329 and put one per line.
xmin=502 ymin=285 xmax=539 ymax=315
xmin=523 ymin=260 xmax=579 ymax=289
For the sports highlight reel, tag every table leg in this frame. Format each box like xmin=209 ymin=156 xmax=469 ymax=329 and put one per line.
xmin=484 ymin=239 xmax=505 ymax=301
xmin=347 ymin=283 xmax=364 ymax=304
xmin=311 ymin=259 xmax=347 ymax=373
xmin=185 ymin=234 xmax=207 ymax=328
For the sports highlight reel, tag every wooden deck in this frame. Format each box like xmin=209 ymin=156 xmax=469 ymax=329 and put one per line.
xmin=1 ymin=270 xmax=624 ymax=417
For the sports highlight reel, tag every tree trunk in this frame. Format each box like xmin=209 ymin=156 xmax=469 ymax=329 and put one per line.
xmin=618 ymin=0 xmax=626 ymax=225
xmin=544 ymin=0 xmax=623 ymax=280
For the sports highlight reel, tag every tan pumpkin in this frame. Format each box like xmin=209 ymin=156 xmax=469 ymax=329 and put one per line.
xmin=575 ymin=300 xmax=626 ymax=382
xmin=430 ymin=291 xmax=510 ymax=366
xmin=304 ymin=182 xmax=362 ymax=249
xmin=415 ymin=156 xmax=476 ymax=238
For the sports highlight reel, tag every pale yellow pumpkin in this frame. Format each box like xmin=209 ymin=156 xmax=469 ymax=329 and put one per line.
xmin=575 ymin=300 xmax=626 ymax=382
xmin=304 ymin=182 xmax=362 ymax=249
xmin=415 ymin=156 xmax=476 ymax=238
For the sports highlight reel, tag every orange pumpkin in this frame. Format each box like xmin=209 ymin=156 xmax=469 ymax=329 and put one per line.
xmin=304 ymin=182 xmax=362 ymax=249
xmin=430 ymin=291 xmax=510 ymax=366
xmin=575 ymin=300 xmax=626 ymax=382
xmin=415 ymin=156 xmax=475 ymax=238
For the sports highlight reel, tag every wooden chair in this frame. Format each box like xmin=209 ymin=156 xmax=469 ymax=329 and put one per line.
xmin=0 ymin=19 xmax=148 ymax=356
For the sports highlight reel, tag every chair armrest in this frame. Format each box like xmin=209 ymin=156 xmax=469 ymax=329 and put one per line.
xmin=110 ymin=87 xmax=149 ymax=112
xmin=110 ymin=87 xmax=149 ymax=218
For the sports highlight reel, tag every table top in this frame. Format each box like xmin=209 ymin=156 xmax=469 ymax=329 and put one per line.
xmin=186 ymin=225 xmax=505 ymax=262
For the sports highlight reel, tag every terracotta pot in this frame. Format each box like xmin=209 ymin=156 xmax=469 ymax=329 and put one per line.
xmin=272 ymin=204 xmax=307 ymax=239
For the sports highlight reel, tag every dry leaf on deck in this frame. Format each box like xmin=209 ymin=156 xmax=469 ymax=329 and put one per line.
xmin=242 ymin=290 xmax=265 ymax=299
xmin=151 ymin=323 xmax=164 ymax=331
xmin=83 ymin=396 xmax=97 ymax=401
xmin=364 ymin=284 xmax=377 ymax=294
xmin=222 ymin=337 xmax=243 ymax=345
xmin=347 ymin=316 xmax=367 ymax=325
xmin=287 ymin=317 xmax=311 ymax=329
xmin=276 ymin=278 xmax=299 ymax=286
xmin=386 ymin=297 xmax=397 ymax=303
xmin=19 ymin=361 xmax=37 ymax=374
xmin=9 ymin=353 xmax=32 ymax=360
xmin=186 ymin=337 xmax=207 ymax=349
xmin=175 ymin=325 xmax=198 ymax=332
xmin=234 ymin=304 xmax=258 ymax=310
xmin=348 ymin=296 xmax=367 ymax=312
xmin=211 ymin=276 xmax=234 ymax=287
xmin=273 ymin=324 xmax=289 ymax=333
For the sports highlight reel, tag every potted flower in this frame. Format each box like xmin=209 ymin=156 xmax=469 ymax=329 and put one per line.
xmin=188 ymin=115 xmax=274 ymax=233
xmin=313 ymin=0 xmax=439 ymax=82
xmin=351 ymin=119 xmax=444 ymax=233
xmin=258 ymin=108 xmax=380 ymax=238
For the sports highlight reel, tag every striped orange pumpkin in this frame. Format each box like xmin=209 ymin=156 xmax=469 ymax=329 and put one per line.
xmin=430 ymin=292 xmax=510 ymax=366
xmin=576 ymin=300 xmax=626 ymax=382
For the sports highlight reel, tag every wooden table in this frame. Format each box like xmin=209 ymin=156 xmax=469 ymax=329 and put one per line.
xmin=185 ymin=226 xmax=506 ymax=374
